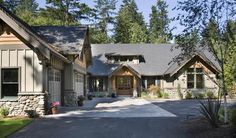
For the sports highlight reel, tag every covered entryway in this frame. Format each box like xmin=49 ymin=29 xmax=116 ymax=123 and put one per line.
xmin=116 ymin=76 xmax=133 ymax=95
xmin=49 ymin=68 xmax=61 ymax=103
xmin=109 ymin=65 xmax=141 ymax=97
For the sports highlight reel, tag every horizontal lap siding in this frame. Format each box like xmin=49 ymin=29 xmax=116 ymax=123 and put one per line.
xmin=0 ymin=49 xmax=43 ymax=93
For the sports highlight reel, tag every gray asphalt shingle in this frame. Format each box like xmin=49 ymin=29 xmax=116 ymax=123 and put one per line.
xmin=88 ymin=44 xmax=220 ymax=76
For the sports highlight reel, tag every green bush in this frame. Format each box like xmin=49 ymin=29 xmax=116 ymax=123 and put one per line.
xmin=141 ymin=91 xmax=148 ymax=97
xmin=157 ymin=91 xmax=163 ymax=98
xmin=177 ymin=84 xmax=183 ymax=100
xmin=206 ymin=91 xmax=215 ymax=99
xmin=229 ymin=108 xmax=236 ymax=126
xmin=185 ymin=91 xmax=192 ymax=99
xmin=163 ymin=92 xmax=169 ymax=99
xmin=196 ymin=93 xmax=205 ymax=99
xmin=0 ymin=107 xmax=9 ymax=117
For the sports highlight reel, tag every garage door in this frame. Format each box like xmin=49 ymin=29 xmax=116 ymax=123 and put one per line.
xmin=74 ymin=73 xmax=84 ymax=96
xmin=49 ymin=68 xmax=61 ymax=103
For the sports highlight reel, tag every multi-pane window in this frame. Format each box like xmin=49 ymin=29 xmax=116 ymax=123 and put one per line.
xmin=187 ymin=68 xmax=204 ymax=89
xmin=75 ymin=73 xmax=83 ymax=83
xmin=116 ymin=76 xmax=132 ymax=90
xmin=1 ymin=68 xmax=19 ymax=98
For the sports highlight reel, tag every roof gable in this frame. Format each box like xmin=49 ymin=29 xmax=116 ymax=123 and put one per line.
xmin=33 ymin=26 xmax=88 ymax=55
xmin=0 ymin=4 xmax=69 ymax=62
xmin=88 ymin=44 xmax=220 ymax=76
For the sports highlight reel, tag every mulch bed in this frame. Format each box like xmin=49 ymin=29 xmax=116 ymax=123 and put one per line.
xmin=184 ymin=117 xmax=236 ymax=138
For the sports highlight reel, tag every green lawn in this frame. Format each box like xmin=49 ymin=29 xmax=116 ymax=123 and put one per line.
xmin=0 ymin=118 xmax=32 ymax=138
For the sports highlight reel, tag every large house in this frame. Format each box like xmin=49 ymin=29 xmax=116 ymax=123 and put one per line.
xmin=0 ymin=5 xmax=92 ymax=116
xmin=88 ymin=44 xmax=220 ymax=98
xmin=0 ymin=4 xmax=220 ymax=116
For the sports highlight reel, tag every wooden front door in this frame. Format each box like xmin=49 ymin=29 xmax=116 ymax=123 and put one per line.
xmin=116 ymin=76 xmax=133 ymax=95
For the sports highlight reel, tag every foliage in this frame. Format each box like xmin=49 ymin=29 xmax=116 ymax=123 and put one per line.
xmin=0 ymin=0 xmax=20 ymax=13
xmin=185 ymin=91 xmax=192 ymax=99
xmin=177 ymin=84 xmax=183 ymax=99
xmin=91 ymin=0 xmax=117 ymax=44
xmin=0 ymin=107 xmax=9 ymax=117
xmin=25 ymin=110 xmax=38 ymax=118
xmin=175 ymin=0 xmax=236 ymax=123
xmin=162 ymin=92 xmax=169 ymax=99
xmin=206 ymin=91 xmax=215 ymax=99
xmin=199 ymin=99 xmax=221 ymax=128
xmin=0 ymin=118 xmax=32 ymax=138
xmin=148 ymin=0 xmax=171 ymax=43
xmin=147 ymin=85 xmax=160 ymax=96
xmin=114 ymin=0 xmax=148 ymax=43
xmin=229 ymin=108 xmax=236 ymax=126
xmin=195 ymin=93 xmax=205 ymax=99
xmin=141 ymin=91 xmax=148 ymax=97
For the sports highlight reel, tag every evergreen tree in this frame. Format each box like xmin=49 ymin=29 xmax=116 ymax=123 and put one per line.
xmin=91 ymin=0 xmax=117 ymax=43
xmin=175 ymin=0 xmax=236 ymax=123
xmin=15 ymin=0 xmax=39 ymax=25
xmin=0 ymin=0 xmax=20 ymax=13
xmin=41 ymin=0 xmax=93 ymax=26
xmin=149 ymin=0 xmax=171 ymax=43
xmin=114 ymin=0 xmax=147 ymax=43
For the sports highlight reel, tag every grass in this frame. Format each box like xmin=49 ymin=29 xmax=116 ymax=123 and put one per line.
xmin=0 ymin=117 xmax=32 ymax=138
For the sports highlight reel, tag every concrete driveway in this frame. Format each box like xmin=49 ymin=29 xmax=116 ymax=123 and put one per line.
xmin=45 ymin=97 xmax=176 ymax=118
xmin=10 ymin=98 xmax=202 ymax=138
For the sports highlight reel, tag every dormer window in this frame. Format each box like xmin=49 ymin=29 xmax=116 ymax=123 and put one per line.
xmin=105 ymin=54 xmax=145 ymax=64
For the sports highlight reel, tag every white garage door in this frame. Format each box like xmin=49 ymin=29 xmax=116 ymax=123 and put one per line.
xmin=74 ymin=73 xmax=84 ymax=96
xmin=49 ymin=68 xmax=61 ymax=103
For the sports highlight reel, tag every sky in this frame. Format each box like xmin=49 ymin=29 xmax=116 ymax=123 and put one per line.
xmin=37 ymin=0 xmax=185 ymax=35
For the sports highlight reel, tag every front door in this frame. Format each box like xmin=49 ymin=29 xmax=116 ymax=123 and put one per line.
xmin=116 ymin=76 xmax=133 ymax=95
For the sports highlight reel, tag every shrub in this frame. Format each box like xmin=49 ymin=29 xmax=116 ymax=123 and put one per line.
xmin=199 ymin=99 xmax=221 ymax=128
xmin=141 ymin=91 xmax=148 ymax=97
xmin=148 ymin=85 xmax=160 ymax=96
xmin=177 ymin=84 xmax=183 ymax=100
xmin=229 ymin=108 xmax=236 ymax=126
xmin=206 ymin=91 xmax=215 ymax=99
xmin=0 ymin=107 xmax=9 ymax=117
xmin=185 ymin=91 xmax=192 ymax=99
xmin=157 ymin=91 xmax=163 ymax=98
xmin=196 ymin=93 xmax=205 ymax=99
xmin=163 ymin=92 xmax=169 ymax=99
xmin=25 ymin=110 xmax=38 ymax=118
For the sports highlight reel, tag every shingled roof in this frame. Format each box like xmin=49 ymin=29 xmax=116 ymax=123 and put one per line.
xmin=33 ymin=26 xmax=88 ymax=55
xmin=87 ymin=44 xmax=220 ymax=76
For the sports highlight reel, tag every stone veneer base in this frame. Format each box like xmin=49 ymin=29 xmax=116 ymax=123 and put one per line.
xmin=0 ymin=93 xmax=46 ymax=116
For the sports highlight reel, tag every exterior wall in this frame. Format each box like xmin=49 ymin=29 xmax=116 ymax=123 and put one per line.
xmin=64 ymin=63 xmax=86 ymax=106
xmin=0 ymin=40 xmax=45 ymax=116
xmin=162 ymin=73 xmax=218 ymax=99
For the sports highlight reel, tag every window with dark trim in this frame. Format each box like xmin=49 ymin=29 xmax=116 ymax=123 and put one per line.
xmin=187 ymin=68 xmax=204 ymax=89
xmin=92 ymin=78 xmax=104 ymax=92
xmin=116 ymin=76 xmax=133 ymax=90
xmin=1 ymin=68 xmax=19 ymax=98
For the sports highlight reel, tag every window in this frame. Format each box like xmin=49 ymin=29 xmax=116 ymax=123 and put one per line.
xmin=91 ymin=77 xmax=104 ymax=92
xmin=116 ymin=76 xmax=132 ymax=90
xmin=187 ymin=68 xmax=204 ymax=89
xmin=1 ymin=68 xmax=19 ymax=98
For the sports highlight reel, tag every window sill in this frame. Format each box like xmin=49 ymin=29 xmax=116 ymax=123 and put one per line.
xmin=0 ymin=96 xmax=18 ymax=102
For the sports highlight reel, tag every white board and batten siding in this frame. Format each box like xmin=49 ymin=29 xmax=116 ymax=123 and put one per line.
xmin=0 ymin=48 xmax=43 ymax=93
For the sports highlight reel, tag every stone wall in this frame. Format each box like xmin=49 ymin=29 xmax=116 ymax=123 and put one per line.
xmin=0 ymin=93 xmax=45 ymax=116
xmin=64 ymin=90 xmax=77 ymax=106
xmin=163 ymin=88 xmax=218 ymax=99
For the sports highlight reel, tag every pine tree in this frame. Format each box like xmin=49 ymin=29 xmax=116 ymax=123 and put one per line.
xmin=149 ymin=0 xmax=171 ymax=43
xmin=41 ymin=0 xmax=93 ymax=26
xmin=15 ymin=0 xmax=39 ymax=25
xmin=114 ymin=0 xmax=147 ymax=43
xmin=91 ymin=0 xmax=117 ymax=43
